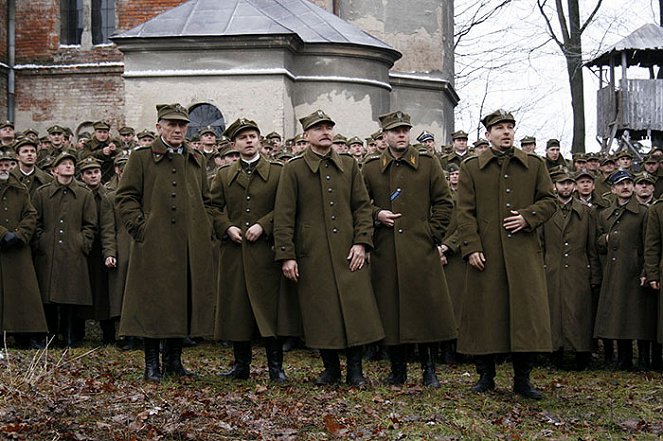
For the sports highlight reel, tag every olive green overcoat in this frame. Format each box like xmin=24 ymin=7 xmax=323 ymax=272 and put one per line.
xmin=362 ymin=146 xmax=457 ymax=345
xmin=441 ymin=189 xmax=466 ymax=324
xmin=210 ymin=156 xmax=284 ymax=340
xmin=32 ymin=180 xmax=97 ymax=305
xmin=11 ymin=166 xmax=53 ymax=198
xmin=541 ymin=199 xmax=602 ymax=352
xmin=456 ymin=148 xmax=557 ymax=354
xmin=0 ymin=176 xmax=47 ymax=332
xmin=273 ymin=147 xmax=384 ymax=349
xmin=106 ymin=190 xmax=131 ymax=318
xmin=595 ymin=197 xmax=656 ymax=340
xmin=644 ymin=199 xmax=663 ymax=344
xmin=114 ymin=139 xmax=216 ymax=338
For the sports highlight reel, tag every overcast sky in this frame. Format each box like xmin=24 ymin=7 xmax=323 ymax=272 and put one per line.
xmin=454 ymin=0 xmax=660 ymax=156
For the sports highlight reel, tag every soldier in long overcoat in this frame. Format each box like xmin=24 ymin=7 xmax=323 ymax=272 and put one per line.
xmin=0 ymin=152 xmax=47 ymax=342
xmin=11 ymin=138 xmax=53 ymax=197
xmin=32 ymin=152 xmax=97 ymax=347
xmin=541 ymin=171 xmax=601 ymax=370
xmin=210 ymin=118 xmax=287 ymax=382
xmin=456 ymin=109 xmax=556 ymax=399
xmin=79 ymin=121 xmax=119 ymax=183
xmin=644 ymin=197 xmax=663 ymax=370
xmin=114 ymin=104 xmax=216 ymax=382
xmin=362 ymin=110 xmax=456 ymax=388
xmin=595 ymin=170 xmax=656 ymax=370
xmin=274 ymin=110 xmax=384 ymax=386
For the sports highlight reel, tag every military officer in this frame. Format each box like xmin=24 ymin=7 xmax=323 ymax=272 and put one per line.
xmin=416 ymin=130 xmax=436 ymax=154
xmin=11 ymin=138 xmax=53 ymax=197
xmin=644 ymin=193 xmax=663 ymax=371
xmin=519 ymin=136 xmax=537 ymax=154
xmin=473 ymin=138 xmax=490 ymax=156
xmin=456 ymin=109 xmax=556 ymax=399
xmin=80 ymin=121 xmax=120 ymax=183
xmin=273 ymin=110 xmax=384 ymax=386
xmin=136 ymin=129 xmax=156 ymax=147
xmin=363 ymin=110 xmax=457 ymax=387
xmin=115 ymin=104 xmax=216 ymax=382
xmin=441 ymin=130 xmax=471 ymax=169
xmin=634 ymin=172 xmax=656 ymax=206
xmin=118 ymin=127 xmax=138 ymax=153
xmin=616 ymin=150 xmax=634 ymax=172
xmin=0 ymin=121 xmax=15 ymax=149
xmin=347 ymin=136 xmax=365 ymax=162
xmin=544 ymin=139 xmax=569 ymax=171
xmin=331 ymin=134 xmax=348 ymax=154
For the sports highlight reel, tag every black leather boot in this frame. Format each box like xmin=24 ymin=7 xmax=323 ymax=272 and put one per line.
xmin=386 ymin=345 xmax=407 ymax=385
xmin=636 ymin=340 xmax=651 ymax=371
xmin=266 ymin=338 xmax=287 ymax=383
xmin=651 ymin=343 xmax=662 ymax=371
xmin=575 ymin=351 xmax=591 ymax=371
xmin=219 ymin=341 xmax=252 ymax=380
xmin=315 ymin=349 xmax=341 ymax=385
xmin=143 ymin=338 xmax=162 ymax=382
xmin=472 ymin=354 xmax=496 ymax=393
xmin=550 ymin=348 xmax=564 ymax=369
xmin=603 ymin=338 xmax=615 ymax=365
xmin=100 ymin=319 xmax=116 ymax=345
xmin=345 ymin=346 xmax=366 ymax=387
xmin=616 ymin=339 xmax=633 ymax=371
xmin=419 ymin=343 xmax=440 ymax=388
xmin=512 ymin=352 xmax=542 ymax=400
xmin=162 ymin=338 xmax=195 ymax=378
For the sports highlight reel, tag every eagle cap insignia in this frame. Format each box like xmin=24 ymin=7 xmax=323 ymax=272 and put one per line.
xmin=317 ymin=111 xmax=324 ymax=118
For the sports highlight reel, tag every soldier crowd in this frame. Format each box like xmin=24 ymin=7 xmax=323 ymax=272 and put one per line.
xmin=0 ymin=104 xmax=662 ymax=401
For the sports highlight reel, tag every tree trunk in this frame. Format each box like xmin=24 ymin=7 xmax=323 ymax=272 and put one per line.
xmin=566 ymin=0 xmax=585 ymax=154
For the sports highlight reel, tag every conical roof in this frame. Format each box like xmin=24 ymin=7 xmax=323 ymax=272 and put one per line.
xmin=112 ymin=0 xmax=400 ymax=57
xmin=587 ymin=23 xmax=663 ymax=67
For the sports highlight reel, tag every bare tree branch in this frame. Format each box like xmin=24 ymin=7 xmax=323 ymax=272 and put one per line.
xmin=579 ymin=0 xmax=605 ymax=34
xmin=536 ymin=0 xmax=565 ymax=50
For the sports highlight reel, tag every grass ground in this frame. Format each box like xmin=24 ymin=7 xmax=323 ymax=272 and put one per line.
xmin=1 ymin=340 xmax=662 ymax=440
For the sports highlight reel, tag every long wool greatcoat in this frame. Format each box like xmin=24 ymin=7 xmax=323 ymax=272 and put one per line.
xmin=644 ymin=200 xmax=663 ymax=344
xmin=114 ymin=139 xmax=216 ymax=338
xmin=541 ymin=199 xmax=602 ymax=352
xmin=273 ymin=147 xmax=385 ymax=349
xmin=456 ymin=148 xmax=557 ymax=355
xmin=33 ymin=179 xmax=97 ymax=305
xmin=595 ymin=197 xmax=656 ymax=340
xmin=210 ymin=156 xmax=284 ymax=341
xmin=0 ymin=176 xmax=47 ymax=332
xmin=362 ymin=146 xmax=457 ymax=345
xmin=106 ymin=190 xmax=131 ymax=319
xmin=441 ymin=189 xmax=465 ymax=324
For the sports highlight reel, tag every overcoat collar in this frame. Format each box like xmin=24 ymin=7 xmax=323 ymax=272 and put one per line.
xmin=379 ymin=145 xmax=420 ymax=173
xmin=303 ymin=147 xmax=344 ymax=174
xmin=150 ymin=137 xmax=203 ymax=168
xmin=478 ymin=147 xmax=529 ymax=170
xmin=225 ymin=155 xmax=270 ymax=186
xmin=0 ymin=174 xmax=25 ymax=192
xmin=605 ymin=196 xmax=640 ymax=218
xmin=47 ymin=179 xmax=78 ymax=198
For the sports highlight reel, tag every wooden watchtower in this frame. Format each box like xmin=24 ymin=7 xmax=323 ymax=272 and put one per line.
xmin=586 ymin=24 xmax=663 ymax=154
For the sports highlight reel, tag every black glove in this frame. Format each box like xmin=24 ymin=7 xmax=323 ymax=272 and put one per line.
xmin=1 ymin=232 xmax=22 ymax=249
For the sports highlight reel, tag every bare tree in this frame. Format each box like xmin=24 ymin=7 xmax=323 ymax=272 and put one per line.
xmin=536 ymin=0 xmax=604 ymax=154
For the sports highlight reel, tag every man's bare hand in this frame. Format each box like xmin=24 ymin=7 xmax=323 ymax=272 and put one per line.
xmin=245 ymin=223 xmax=264 ymax=242
xmin=503 ymin=210 xmax=527 ymax=233
xmin=468 ymin=252 xmax=486 ymax=271
xmin=282 ymin=259 xmax=299 ymax=282
xmin=377 ymin=210 xmax=402 ymax=228
xmin=650 ymin=280 xmax=660 ymax=290
xmin=226 ymin=226 xmax=243 ymax=244
xmin=105 ymin=256 xmax=117 ymax=268
xmin=347 ymin=244 xmax=366 ymax=271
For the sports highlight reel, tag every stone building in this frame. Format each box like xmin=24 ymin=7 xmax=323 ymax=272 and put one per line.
xmin=0 ymin=0 xmax=457 ymax=144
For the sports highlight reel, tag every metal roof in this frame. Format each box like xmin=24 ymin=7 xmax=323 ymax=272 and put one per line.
xmin=587 ymin=23 xmax=663 ymax=67
xmin=112 ymin=0 xmax=399 ymax=55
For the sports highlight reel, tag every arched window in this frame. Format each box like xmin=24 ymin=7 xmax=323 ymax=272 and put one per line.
xmin=60 ymin=0 xmax=115 ymax=46
xmin=187 ymin=103 xmax=225 ymax=138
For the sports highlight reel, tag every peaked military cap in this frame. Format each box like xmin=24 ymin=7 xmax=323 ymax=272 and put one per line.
xmin=198 ymin=125 xmax=217 ymax=137
xmin=600 ymin=156 xmax=616 ymax=165
xmin=451 ymin=130 xmax=468 ymax=140
xmin=79 ymin=156 xmax=102 ymax=172
xmin=0 ymin=149 xmax=16 ymax=161
xmin=643 ymin=155 xmax=658 ymax=164
xmin=224 ymin=118 xmax=260 ymax=140
xmin=114 ymin=153 xmax=130 ymax=166
xmin=0 ymin=120 xmax=14 ymax=130
xmin=156 ymin=103 xmax=190 ymax=122
xmin=52 ymin=151 xmax=77 ymax=167
xmin=347 ymin=136 xmax=363 ymax=146
xmin=379 ymin=110 xmax=412 ymax=131
xmin=219 ymin=145 xmax=240 ymax=157
xmin=635 ymin=172 xmax=656 ymax=185
xmin=550 ymin=168 xmax=575 ymax=183
xmin=332 ymin=134 xmax=348 ymax=144
xmin=78 ymin=131 xmax=91 ymax=141
xmin=293 ymin=133 xmax=307 ymax=144
xmin=136 ymin=129 xmax=156 ymax=140
xmin=92 ymin=121 xmax=111 ymax=131
xmin=417 ymin=130 xmax=435 ymax=143
xmin=300 ymin=110 xmax=335 ymax=131
xmin=574 ymin=169 xmax=595 ymax=181
xmin=370 ymin=129 xmax=383 ymax=141
xmin=447 ymin=163 xmax=460 ymax=173
xmin=520 ymin=135 xmax=536 ymax=144
xmin=22 ymin=128 xmax=39 ymax=139
xmin=616 ymin=150 xmax=633 ymax=160
xmin=13 ymin=137 xmax=38 ymax=152
xmin=473 ymin=138 xmax=489 ymax=147
xmin=608 ymin=170 xmax=633 ymax=185
xmin=47 ymin=125 xmax=65 ymax=134
xmin=265 ymin=131 xmax=282 ymax=141
xmin=546 ymin=139 xmax=561 ymax=149
xmin=585 ymin=152 xmax=600 ymax=161
xmin=118 ymin=126 xmax=135 ymax=136
xmin=481 ymin=109 xmax=515 ymax=129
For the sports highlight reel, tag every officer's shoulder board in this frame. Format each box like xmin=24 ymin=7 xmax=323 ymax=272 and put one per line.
xmin=419 ymin=150 xmax=433 ymax=158
xmin=288 ymin=154 xmax=305 ymax=163
xmin=653 ymin=198 xmax=663 ymax=206
xmin=363 ymin=154 xmax=381 ymax=165
xmin=526 ymin=152 xmax=545 ymax=162
xmin=339 ymin=152 xmax=354 ymax=158
xmin=462 ymin=155 xmax=479 ymax=165
xmin=134 ymin=145 xmax=151 ymax=152
xmin=269 ymin=159 xmax=284 ymax=167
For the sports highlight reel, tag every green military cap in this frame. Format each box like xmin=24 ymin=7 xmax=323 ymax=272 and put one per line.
xmin=370 ymin=129 xmax=383 ymax=141
xmin=156 ymin=103 xmax=190 ymax=122
xmin=520 ymin=135 xmax=536 ymax=144
xmin=546 ymin=139 xmax=561 ymax=149
xmin=481 ymin=109 xmax=515 ymax=129
xmin=347 ymin=136 xmax=363 ymax=146
xmin=549 ymin=166 xmax=575 ymax=183
xmin=47 ymin=125 xmax=65 ymax=134
xmin=451 ymin=130 xmax=468 ymax=140
xmin=0 ymin=149 xmax=16 ymax=161
xmin=118 ymin=126 xmax=135 ymax=136
xmin=190 ymin=133 xmax=200 ymax=142
xmin=0 ymin=120 xmax=14 ymax=130
xmin=114 ymin=153 xmax=130 ymax=166
xmin=224 ymin=118 xmax=260 ymax=140
xmin=332 ymin=134 xmax=348 ymax=144
xmin=277 ymin=151 xmax=295 ymax=161
xmin=136 ymin=129 xmax=156 ymax=140
xmin=643 ymin=155 xmax=658 ymax=164
xmin=573 ymin=153 xmax=587 ymax=161
xmin=417 ymin=130 xmax=435 ymax=143
xmin=22 ymin=128 xmax=39 ymax=139
xmin=265 ymin=131 xmax=282 ymax=141
xmin=585 ymin=152 xmax=600 ymax=161
xmin=38 ymin=155 xmax=54 ymax=170
xmin=64 ymin=127 xmax=73 ymax=137
xmin=635 ymin=172 xmax=656 ymax=185
xmin=473 ymin=138 xmax=489 ymax=148
xmin=92 ymin=120 xmax=111 ymax=131
xmin=300 ymin=109 xmax=335 ymax=131
xmin=219 ymin=144 xmax=239 ymax=157
xmin=447 ymin=163 xmax=460 ymax=173
xmin=52 ymin=151 xmax=77 ymax=167
xmin=574 ymin=169 xmax=595 ymax=181
xmin=379 ymin=110 xmax=412 ymax=131
xmin=79 ymin=156 xmax=102 ymax=172
xmin=600 ymin=156 xmax=616 ymax=165
xmin=78 ymin=131 xmax=91 ymax=141
xmin=198 ymin=125 xmax=217 ymax=137
xmin=365 ymin=137 xmax=374 ymax=144
xmin=13 ymin=137 xmax=38 ymax=152
xmin=616 ymin=150 xmax=633 ymax=159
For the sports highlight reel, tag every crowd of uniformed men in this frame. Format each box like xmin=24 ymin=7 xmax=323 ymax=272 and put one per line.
xmin=0 ymin=103 xmax=662 ymax=400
